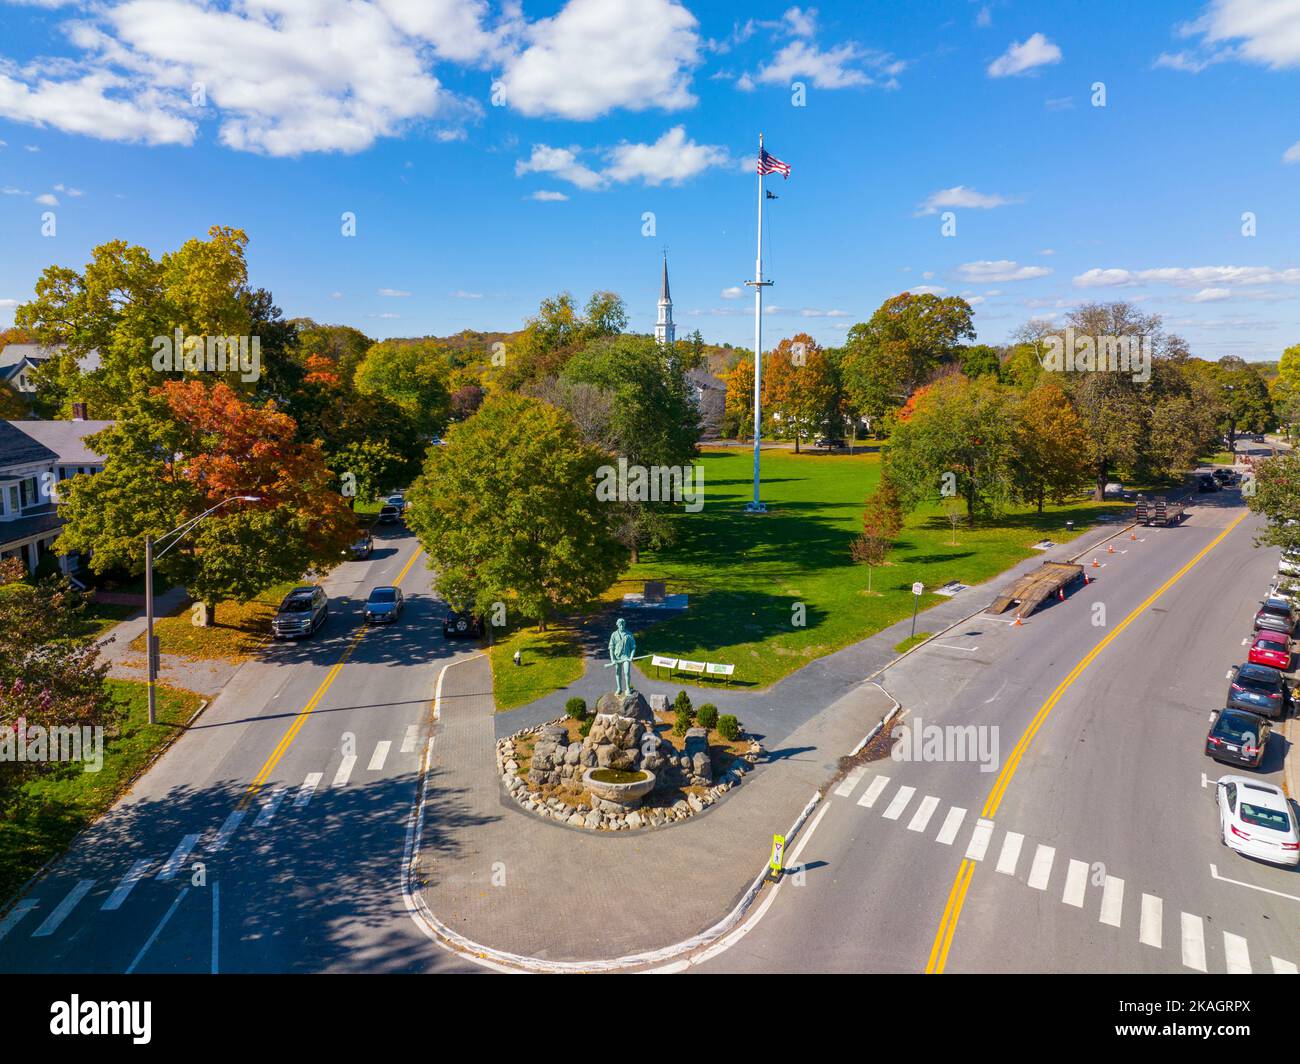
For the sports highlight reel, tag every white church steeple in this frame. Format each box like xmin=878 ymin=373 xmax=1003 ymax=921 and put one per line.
xmin=655 ymin=251 xmax=675 ymax=346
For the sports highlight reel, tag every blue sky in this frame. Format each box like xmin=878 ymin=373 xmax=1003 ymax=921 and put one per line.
xmin=1 ymin=0 xmax=1298 ymax=359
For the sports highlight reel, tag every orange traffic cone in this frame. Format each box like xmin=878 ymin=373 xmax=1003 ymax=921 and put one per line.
xmin=1014 ymin=614 xmax=1023 ymax=626
xmin=1130 ymin=531 xmax=1137 ymax=540
xmin=1092 ymin=557 xmax=1101 ymax=568
xmin=1058 ymin=588 xmax=1065 ymax=600
xmin=1107 ymin=544 xmax=1116 ymax=554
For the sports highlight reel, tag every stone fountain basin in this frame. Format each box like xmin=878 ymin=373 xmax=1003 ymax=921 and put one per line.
xmin=583 ymin=767 xmax=656 ymax=804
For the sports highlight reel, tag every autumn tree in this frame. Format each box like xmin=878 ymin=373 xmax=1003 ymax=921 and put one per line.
xmin=353 ymin=339 xmax=451 ymax=439
xmin=406 ymin=393 xmax=626 ymax=629
xmin=850 ymin=475 xmax=904 ymax=591
xmin=56 ymin=381 xmax=355 ymax=624
xmin=763 ymin=333 xmax=839 ymax=452
xmin=1013 ymin=380 xmax=1091 ymax=512
xmin=723 ymin=356 xmax=756 ymax=439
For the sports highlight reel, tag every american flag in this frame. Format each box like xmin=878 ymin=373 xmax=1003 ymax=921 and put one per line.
xmin=757 ymin=147 xmax=791 ymax=178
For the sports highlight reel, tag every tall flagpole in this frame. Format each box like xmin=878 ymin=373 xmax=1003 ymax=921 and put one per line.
xmin=745 ymin=132 xmax=773 ymax=514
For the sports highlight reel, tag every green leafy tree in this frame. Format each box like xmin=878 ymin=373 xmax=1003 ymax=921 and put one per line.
xmin=353 ymin=340 xmax=451 ymax=439
xmin=841 ymin=293 xmax=975 ymax=422
xmin=406 ymin=393 xmax=627 ymax=629
xmin=885 ymin=374 xmax=1018 ymax=523
xmin=1247 ymin=451 xmax=1300 ymax=553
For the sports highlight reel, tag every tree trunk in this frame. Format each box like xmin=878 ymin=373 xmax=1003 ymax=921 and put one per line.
xmin=1094 ymin=462 xmax=1109 ymax=502
xmin=1037 ymin=488 xmax=1044 ymax=514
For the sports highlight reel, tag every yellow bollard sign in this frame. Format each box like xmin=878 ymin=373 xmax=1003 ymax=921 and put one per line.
xmin=768 ymin=834 xmax=785 ymax=879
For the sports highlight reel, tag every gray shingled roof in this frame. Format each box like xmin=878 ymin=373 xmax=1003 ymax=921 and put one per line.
xmin=0 ymin=420 xmax=113 ymax=468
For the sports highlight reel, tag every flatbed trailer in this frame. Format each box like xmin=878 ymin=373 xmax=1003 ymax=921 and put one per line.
xmin=988 ymin=560 xmax=1086 ymax=618
xmin=1134 ymin=495 xmax=1187 ymax=526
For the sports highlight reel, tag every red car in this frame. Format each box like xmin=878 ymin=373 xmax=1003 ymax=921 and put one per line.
xmin=1248 ymin=629 xmax=1290 ymax=670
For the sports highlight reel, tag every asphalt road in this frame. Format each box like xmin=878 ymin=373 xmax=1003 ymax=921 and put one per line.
xmin=694 ymin=486 xmax=1300 ymax=974
xmin=0 ymin=523 xmax=479 ymax=974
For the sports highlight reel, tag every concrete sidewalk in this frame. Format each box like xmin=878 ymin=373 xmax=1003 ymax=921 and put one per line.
xmin=94 ymin=585 xmax=240 ymax=697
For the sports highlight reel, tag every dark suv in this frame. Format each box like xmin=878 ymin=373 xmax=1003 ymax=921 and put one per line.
xmin=1205 ymin=707 xmax=1270 ymax=768
xmin=1226 ymin=662 xmax=1289 ymax=720
xmin=1253 ymin=596 xmax=1295 ymax=637
xmin=272 ymin=586 xmax=329 ymax=640
xmin=442 ymin=610 xmax=484 ymax=639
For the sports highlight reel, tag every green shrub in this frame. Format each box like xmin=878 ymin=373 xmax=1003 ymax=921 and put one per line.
xmin=672 ymin=690 xmax=693 ymax=717
xmin=697 ymin=703 xmax=718 ymax=730
xmin=565 ymin=696 xmax=588 ymax=720
xmin=578 ymin=720 xmax=592 ymax=738
xmin=717 ymin=714 xmax=741 ymax=741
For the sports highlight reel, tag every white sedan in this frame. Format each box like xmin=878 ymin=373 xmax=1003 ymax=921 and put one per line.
xmin=1216 ymin=776 xmax=1300 ymax=867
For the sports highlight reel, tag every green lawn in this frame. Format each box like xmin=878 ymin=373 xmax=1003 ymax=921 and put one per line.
xmin=0 ymin=679 xmax=202 ymax=904
xmin=619 ymin=448 xmax=1125 ymax=690
xmin=489 ymin=625 xmax=587 ymax=711
xmin=130 ymin=580 xmax=297 ymax=662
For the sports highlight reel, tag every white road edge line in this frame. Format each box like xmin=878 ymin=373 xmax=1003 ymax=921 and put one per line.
xmin=1210 ymin=862 xmax=1300 ymax=903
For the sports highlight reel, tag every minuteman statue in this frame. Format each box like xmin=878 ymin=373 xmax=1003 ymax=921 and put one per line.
xmin=608 ymin=617 xmax=637 ymax=695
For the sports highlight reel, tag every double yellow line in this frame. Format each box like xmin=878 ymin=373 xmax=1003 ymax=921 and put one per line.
xmin=925 ymin=512 xmax=1248 ymax=973
xmin=242 ymin=545 xmax=425 ymax=806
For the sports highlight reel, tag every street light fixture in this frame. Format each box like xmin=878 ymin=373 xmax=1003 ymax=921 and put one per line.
xmin=144 ymin=495 xmax=261 ymax=724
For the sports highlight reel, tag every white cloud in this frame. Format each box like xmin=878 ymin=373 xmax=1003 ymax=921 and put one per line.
xmin=1074 ymin=265 xmax=1300 ymax=288
xmin=736 ymin=71 xmax=756 ymax=91
xmin=602 ymin=126 xmax=730 ymax=185
xmin=378 ymin=288 xmax=411 ymax=297
xmin=451 ymin=289 xmax=483 ymax=298
xmin=907 ymin=285 xmax=947 ymax=295
xmin=515 ymin=144 xmax=605 ymax=190
xmin=1188 ymin=287 xmax=1233 ymax=302
xmin=987 ymin=32 xmax=1062 ymax=77
xmin=1170 ymin=0 xmax=1300 ymax=71
xmin=754 ymin=40 xmax=892 ymax=89
xmin=1 ymin=186 xmax=27 ymax=195
xmin=721 ymin=286 xmax=744 ymax=299
xmin=34 ymin=192 xmax=58 ymax=205
xmin=800 ymin=307 xmax=849 ymax=317
xmin=529 ymin=189 xmax=569 ymax=201
xmin=1284 ymin=140 xmax=1300 ymax=163
xmin=53 ymin=183 xmax=83 ymax=196
xmin=975 ymin=6 xmax=992 ymax=28
xmin=955 ymin=260 xmax=1053 ymax=283
xmin=780 ymin=7 xmax=818 ymax=38
xmin=376 ymin=0 xmax=506 ymax=65
xmin=498 ymin=0 xmax=700 ymax=120
xmin=517 ymin=127 xmax=730 ymax=190
xmin=914 ymin=184 xmax=1017 ymax=215
xmin=0 ymin=68 xmax=195 ymax=146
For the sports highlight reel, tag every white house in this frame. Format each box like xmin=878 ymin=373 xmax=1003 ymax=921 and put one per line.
xmin=0 ymin=343 xmax=101 ymax=398
xmin=0 ymin=418 xmax=111 ymax=575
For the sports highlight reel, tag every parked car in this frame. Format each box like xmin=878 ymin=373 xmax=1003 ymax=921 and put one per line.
xmin=442 ymin=610 xmax=484 ymax=639
xmin=378 ymin=504 xmax=402 ymax=524
xmin=348 ymin=530 xmax=374 ymax=560
xmin=1248 ymin=629 xmax=1291 ymax=670
xmin=1253 ymin=596 xmax=1295 ymax=637
xmin=363 ymin=585 xmax=404 ymax=624
xmin=1212 ymin=467 xmax=1233 ymax=484
xmin=1226 ymin=662 xmax=1289 ymax=719
xmin=386 ymin=493 xmax=406 ymax=510
xmin=1204 ymin=707 xmax=1270 ymax=768
xmin=1197 ymin=473 xmax=1219 ymax=492
xmin=1216 ymin=776 xmax=1300 ymax=867
xmin=272 ymin=586 xmax=329 ymax=639
xmin=814 ymin=436 xmax=846 ymax=450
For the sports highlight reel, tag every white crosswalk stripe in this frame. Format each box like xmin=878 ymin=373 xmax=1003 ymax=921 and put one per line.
xmin=368 ymin=741 xmax=391 ymax=771
xmin=401 ymin=724 xmax=419 ymax=754
xmin=0 ymin=900 xmax=38 ymax=942
xmin=32 ymin=880 xmax=94 ymax=937
xmin=834 ymin=766 xmax=867 ymax=799
xmin=157 ymin=835 xmax=200 ymax=881
xmin=1223 ymin=932 xmax=1252 ymax=974
xmin=102 ymin=860 xmax=152 ymax=912
xmin=907 ymin=795 xmax=940 ymax=833
xmin=995 ymin=831 xmax=1023 ymax=875
xmin=1181 ymin=913 xmax=1207 ymax=973
xmin=935 ymin=806 xmax=966 ymax=846
xmin=1139 ymin=894 xmax=1162 ymax=949
xmin=1099 ymin=875 xmax=1124 ymax=928
xmin=1271 ymin=956 xmax=1297 ymax=974
xmin=1027 ymin=845 xmax=1055 ymax=890
xmin=209 ymin=811 xmax=244 ymax=853
xmin=333 ymin=755 xmax=357 ymax=787
xmin=1062 ymin=860 xmax=1088 ymax=908
xmin=254 ymin=787 xmax=288 ymax=827
xmin=964 ymin=818 xmax=995 ymax=862
xmin=881 ymin=785 xmax=915 ymax=820
xmin=294 ymin=773 xmax=323 ymax=808
xmin=858 ymin=775 xmax=890 ymax=808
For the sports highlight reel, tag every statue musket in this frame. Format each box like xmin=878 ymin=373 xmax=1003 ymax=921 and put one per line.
xmin=603 ymin=654 xmax=651 ymax=666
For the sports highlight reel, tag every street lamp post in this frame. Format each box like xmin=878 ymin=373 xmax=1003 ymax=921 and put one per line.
xmin=145 ymin=496 xmax=260 ymax=724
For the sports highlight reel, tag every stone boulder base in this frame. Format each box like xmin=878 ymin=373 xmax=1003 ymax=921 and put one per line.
xmin=594 ymin=690 xmax=655 ymax=722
